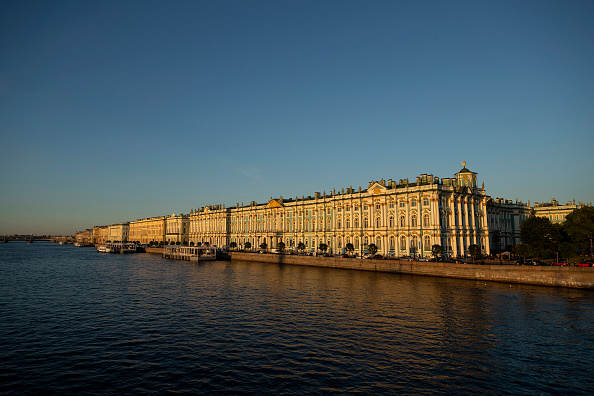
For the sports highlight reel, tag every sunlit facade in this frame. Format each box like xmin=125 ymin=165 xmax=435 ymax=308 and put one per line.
xmin=190 ymin=165 xmax=493 ymax=257
xmin=129 ymin=216 xmax=167 ymax=244
xmin=165 ymin=214 xmax=189 ymax=245
xmin=108 ymin=222 xmax=129 ymax=243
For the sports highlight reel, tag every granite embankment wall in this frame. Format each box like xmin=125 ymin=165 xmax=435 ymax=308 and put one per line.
xmin=230 ymin=252 xmax=594 ymax=289
xmin=145 ymin=247 xmax=164 ymax=254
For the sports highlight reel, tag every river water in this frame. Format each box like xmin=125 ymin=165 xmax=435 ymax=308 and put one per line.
xmin=1 ymin=242 xmax=593 ymax=395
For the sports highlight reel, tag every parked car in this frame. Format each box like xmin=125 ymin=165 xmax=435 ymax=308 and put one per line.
xmin=552 ymin=261 xmax=568 ymax=266
xmin=516 ymin=259 xmax=533 ymax=265
xmin=575 ymin=260 xmax=593 ymax=267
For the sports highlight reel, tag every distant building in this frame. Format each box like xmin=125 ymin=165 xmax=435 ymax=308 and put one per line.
xmin=129 ymin=216 xmax=167 ymax=245
xmin=486 ymin=198 xmax=531 ymax=252
xmin=190 ymin=163 xmax=495 ymax=257
xmin=108 ymin=222 xmax=129 ymax=243
xmin=166 ymin=213 xmax=189 ymax=245
xmin=75 ymin=229 xmax=92 ymax=245
xmin=533 ymin=199 xmax=582 ymax=224
xmin=92 ymin=226 xmax=108 ymax=245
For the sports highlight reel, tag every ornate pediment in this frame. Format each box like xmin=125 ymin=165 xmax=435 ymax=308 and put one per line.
xmin=367 ymin=182 xmax=387 ymax=194
xmin=267 ymin=199 xmax=284 ymax=209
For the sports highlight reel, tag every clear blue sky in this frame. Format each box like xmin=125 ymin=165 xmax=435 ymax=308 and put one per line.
xmin=1 ymin=0 xmax=593 ymax=235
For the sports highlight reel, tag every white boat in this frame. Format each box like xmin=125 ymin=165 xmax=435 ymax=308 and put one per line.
xmin=97 ymin=245 xmax=118 ymax=253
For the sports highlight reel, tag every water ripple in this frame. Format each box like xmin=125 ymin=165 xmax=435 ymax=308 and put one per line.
xmin=1 ymin=243 xmax=593 ymax=395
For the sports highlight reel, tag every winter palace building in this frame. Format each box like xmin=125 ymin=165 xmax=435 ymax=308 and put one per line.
xmin=187 ymin=163 xmax=523 ymax=257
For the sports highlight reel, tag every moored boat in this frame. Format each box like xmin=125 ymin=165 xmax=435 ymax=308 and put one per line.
xmin=163 ymin=245 xmax=217 ymax=262
xmin=97 ymin=245 xmax=118 ymax=253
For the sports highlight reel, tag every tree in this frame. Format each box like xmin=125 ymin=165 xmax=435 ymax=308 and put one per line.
xmin=204 ymin=242 xmax=210 ymax=247
xmin=431 ymin=244 xmax=443 ymax=259
xmin=319 ymin=243 xmax=328 ymax=254
xmin=468 ymin=244 xmax=482 ymax=263
xmin=244 ymin=241 xmax=251 ymax=250
xmin=520 ymin=216 xmax=560 ymax=252
xmin=260 ymin=242 xmax=267 ymax=251
xmin=190 ymin=241 xmax=195 ymax=246
xmin=196 ymin=242 xmax=202 ymax=247
xmin=182 ymin=241 xmax=188 ymax=246
xmin=563 ymin=206 xmax=594 ymax=256
xmin=559 ymin=241 xmax=575 ymax=260
xmin=346 ymin=243 xmax=354 ymax=255
xmin=367 ymin=243 xmax=378 ymax=256
xmin=277 ymin=241 xmax=285 ymax=253
xmin=297 ymin=242 xmax=306 ymax=252
xmin=229 ymin=241 xmax=237 ymax=250
xmin=513 ymin=243 xmax=532 ymax=261
xmin=176 ymin=241 xmax=181 ymax=246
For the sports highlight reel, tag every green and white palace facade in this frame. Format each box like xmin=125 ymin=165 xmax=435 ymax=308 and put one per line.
xmin=188 ymin=164 xmax=524 ymax=257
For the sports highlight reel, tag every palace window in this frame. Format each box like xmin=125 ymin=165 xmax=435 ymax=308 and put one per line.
xmin=363 ymin=236 xmax=369 ymax=246
xmin=400 ymin=201 xmax=405 ymax=208
xmin=354 ymin=237 xmax=360 ymax=249
xmin=423 ymin=214 xmax=430 ymax=227
xmin=354 ymin=217 xmax=360 ymax=228
xmin=424 ymin=235 xmax=431 ymax=250
xmin=346 ymin=218 xmax=350 ymax=228
xmin=375 ymin=217 xmax=381 ymax=228
xmin=389 ymin=236 xmax=395 ymax=249
xmin=389 ymin=201 xmax=394 ymax=209
xmin=364 ymin=218 xmax=369 ymax=228
xmin=376 ymin=204 xmax=381 ymax=211
xmin=363 ymin=204 xmax=368 ymax=210
xmin=423 ymin=198 xmax=430 ymax=206
xmin=411 ymin=199 xmax=417 ymax=207
xmin=400 ymin=216 xmax=405 ymax=227
xmin=400 ymin=236 xmax=406 ymax=250
xmin=411 ymin=215 xmax=418 ymax=228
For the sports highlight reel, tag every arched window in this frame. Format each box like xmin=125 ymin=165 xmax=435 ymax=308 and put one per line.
xmin=375 ymin=217 xmax=381 ymax=228
xmin=376 ymin=236 xmax=381 ymax=247
xmin=337 ymin=219 xmax=342 ymax=228
xmin=400 ymin=236 xmax=406 ymax=250
xmin=424 ymin=235 xmax=431 ymax=250
xmin=363 ymin=236 xmax=369 ymax=246
xmin=354 ymin=236 xmax=359 ymax=249
xmin=400 ymin=216 xmax=405 ymax=227
xmin=354 ymin=217 xmax=360 ymax=228
xmin=364 ymin=218 xmax=369 ymax=228
xmin=389 ymin=216 xmax=395 ymax=228
xmin=389 ymin=236 xmax=395 ymax=249
xmin=423 ymin=214 xmax=430 ymax=227
xmin=411 ymin=215 xmax=417 ymax=228
xmin=346 ymin=218 xmax=350 ymax=229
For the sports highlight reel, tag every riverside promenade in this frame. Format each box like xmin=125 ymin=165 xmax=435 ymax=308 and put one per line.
xmin=230 ymin=252 xmax=594 ymax=289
